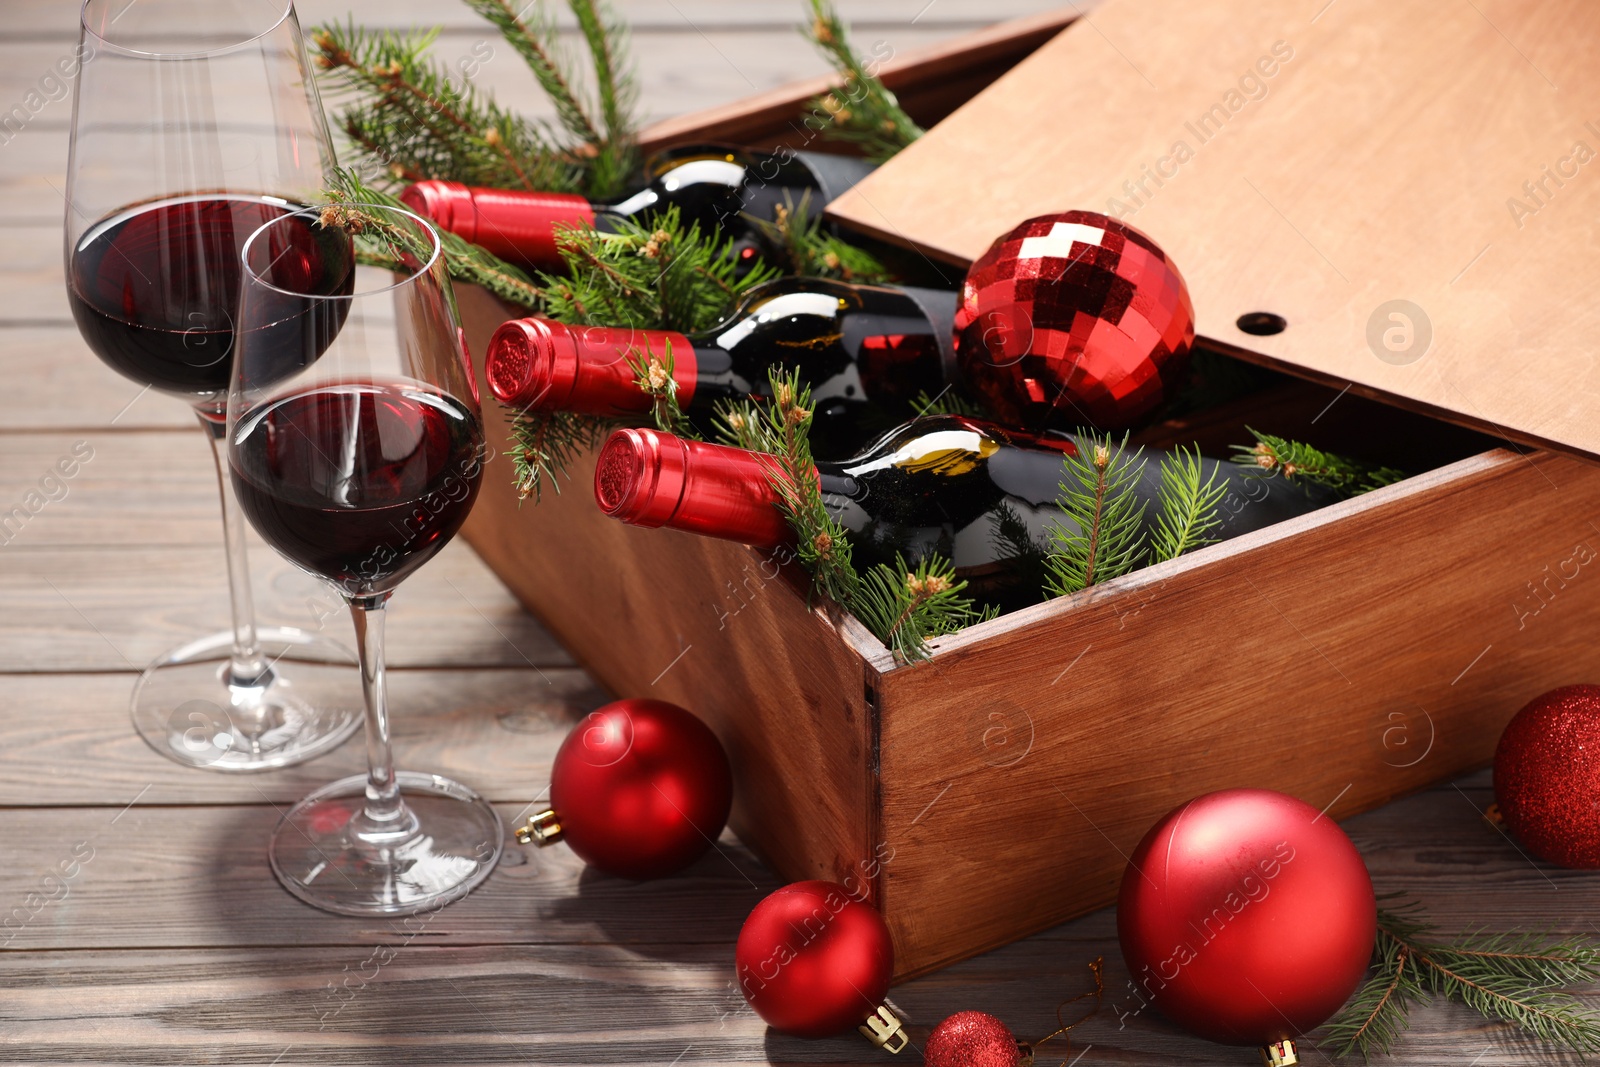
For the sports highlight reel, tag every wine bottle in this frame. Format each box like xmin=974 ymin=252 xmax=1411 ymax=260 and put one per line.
xmin=487 ymin=278 xmax=958 ymax=459
xmin=594 ymin=416 xmax=1332 ymax=608
xmin=401 ymin=144 xmax=875 ymax=270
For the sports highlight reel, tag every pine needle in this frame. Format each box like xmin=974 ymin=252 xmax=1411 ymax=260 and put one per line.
xmin=1149 ymin=444 xmax=1226 ymax=563
xmin=311 ymin=20 xmax=579 ymax=193
xmin=1045 ymin=433 xmax=1149 ymax=596
xmin=326 ymin=168 xmax=544 ymax=310
xmin=507 ymin=409 xmax=613 ymax=501
xmin=1232 ymin=428 xmax=1405 ymax=496
xmin=910 ymin=387 xmax=982 ymax=418
xmin=626 ymin=338 xmax=696 ymax=437
xmin=802 ymin=0 xmax=922 ymax=163
xmin=851 ymin=556 xmax=984 ymax=663
xmin=1322 ymin=896 xmax=1600 ymax=1061
xmin=744 ymin=195 xmax=893 ymax=283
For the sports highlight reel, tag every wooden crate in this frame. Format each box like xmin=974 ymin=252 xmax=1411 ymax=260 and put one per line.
xmin=454 ymin=4 xmax=1600 ymax=980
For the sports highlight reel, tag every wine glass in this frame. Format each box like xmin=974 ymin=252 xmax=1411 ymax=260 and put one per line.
xmin=230 ymin=203 xmax=503 ymax=915
xmin=63 ymin=0 xmax=362 ymax=770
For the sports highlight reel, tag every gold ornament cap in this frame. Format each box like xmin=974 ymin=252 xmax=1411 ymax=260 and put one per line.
xmin=1261 ymin=1039 xmax=1300 ymax=1067
xmin=514 ymin=809 xmax=563 ymax=846
xmin=859 ymin=1004 xmax=910 ymax=1054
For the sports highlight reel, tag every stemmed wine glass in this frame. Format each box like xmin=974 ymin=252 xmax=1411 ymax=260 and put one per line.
xmin=229 ymin=202 xmax=503 ymax=914
xmin=63 ymin=0 xmax=362 ymax=770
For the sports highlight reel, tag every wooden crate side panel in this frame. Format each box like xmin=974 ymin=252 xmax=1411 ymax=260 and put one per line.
xmin=454 ymin=286 xmax=878 ymax=887
xmin=875 ymin=449 xmax=1600 ymax=978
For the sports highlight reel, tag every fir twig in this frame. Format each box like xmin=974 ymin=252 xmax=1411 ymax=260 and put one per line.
xmin=311 ymin=21 xmax=578 ymax=193
xmin=910 ymin=387 xmax=982 ymax=418
xmin=989 ymin=501 xmax=1050 ymax=604
xmin=852 ymin=556 xmax=984 ymax=663
xmin=1149 ymin=444 xmax=1226 ymax=563
xmin=1045 ymin=434 xmax=1149 ymax=596
xmin=326 ymin=168 xmax=544 ymax=310
xmin=1322 ymin=896 xmax=1600 ymax=1061
xmin=802 ymin=0 xmax=922 ymax=163
xmin=627 ymin=338 xmax=696 ymax=437
xmin=1233 ymin=428 xmax=1405 ymax=496
xmin=745 ymin=195 xmax=892 ymax=283
xmin=508 ymin=410 xmax=613 ymax=501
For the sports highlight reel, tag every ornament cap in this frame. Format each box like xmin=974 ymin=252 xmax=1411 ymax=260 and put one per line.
xmin=1261 ymin=1038 xmax=1300 ymax=1067
xmin=859 ymin=1004 xmax=909 ymax=1054
xmin=515 ymin=809 xmax=563 ymax=847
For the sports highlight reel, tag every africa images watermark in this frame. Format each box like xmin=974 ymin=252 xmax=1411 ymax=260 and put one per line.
xmin=1 ymin=43 xmax=94 ymax=146
xmin=0 ymin=441 xmax=96 ymax=548
xmin=1107 ymin=41 xmax=1295 ymax=220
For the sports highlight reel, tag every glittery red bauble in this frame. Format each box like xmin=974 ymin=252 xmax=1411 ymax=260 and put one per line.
xmin=735 ymin=880 xmax=894 ymax=1038
xmin=925 ymin=1011 xmax=1022 ymax=1067
xmin=1494 ymin=685 xmax=1600 ymax=869
xmin=1117 ymin=788 xmax=1376 ymax=1047
xmin=551 ymin=699 xmax=732 ymax=880
xmin=956 ymin=210 xmax=1195 ymax=431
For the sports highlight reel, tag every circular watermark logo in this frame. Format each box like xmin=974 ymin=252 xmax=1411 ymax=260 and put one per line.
xmin=1366 ymin=300 xmax=1432 ymax=366
xmin=969 ymin=702 xmax=1035 ymax=769
xmin=166 ymin=699 xmax=235 ymax=766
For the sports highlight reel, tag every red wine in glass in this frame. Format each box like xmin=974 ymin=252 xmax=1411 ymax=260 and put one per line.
xmin=68 ymin=194 xmax=354 ymax=404
xmin=231 ymin=381 xmax=485 ymax=595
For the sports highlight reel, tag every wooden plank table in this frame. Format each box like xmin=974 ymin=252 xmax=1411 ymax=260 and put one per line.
xmin=1 ymin=2 xmax=1594 ymax=1064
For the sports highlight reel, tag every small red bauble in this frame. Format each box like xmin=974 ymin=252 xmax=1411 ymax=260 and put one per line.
xmin=735 ymin=880 xmax=895 ymax=1039
xmin=1494 ymin=684 xmax=1600 ymax=869
xmin=1117 ymin=788 xmax=1376 ymax=1049
xmin=956 ymin=209 xmax=1195 ymax=432
xmin=522 ymin=699 xmax=732 ymax=880
xmin=925 ymin=1011 xmax=1022 ymax=1067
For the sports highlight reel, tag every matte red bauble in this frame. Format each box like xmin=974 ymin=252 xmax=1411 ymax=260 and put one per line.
xmin=515 ymin=699 xmax=732 ymax=880
xmin=735 ymin=880 xmax=905 ymax=1050
xmin=956 ymin=209 xmax=1194 ymax=431
xmin=1494 ymin=684 xmax=1600 ymax=869
xmin=925 ymin=1011 xmax=1022 ymax=1067
xmin=1117 ymin=788 xmax=1376 ymax=1056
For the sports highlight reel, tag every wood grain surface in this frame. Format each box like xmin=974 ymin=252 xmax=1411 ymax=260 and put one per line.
xmin=3 ymin=2 xmax=1598 ymax=1065
xmin=828 ymin=0 xmax=1600 ymax=464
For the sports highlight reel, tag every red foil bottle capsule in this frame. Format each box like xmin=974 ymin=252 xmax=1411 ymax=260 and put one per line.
xmin=400 ymin=180 xmax=594 ymax=268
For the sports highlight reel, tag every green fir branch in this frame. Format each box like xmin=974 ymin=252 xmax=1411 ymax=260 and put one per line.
xmin=989 ymin=501 xmax=1050 ymax=604
xmin=508 ymin=410 xmax=614 ymax=501
xmin=910 ymin=387 xmax=982 ymax=418
xmin=506 ymin=206 xmax=775 ymax=499
xmin=312 ymin=21 xmax=579 ymax=192
xmin=744 ymin=195 xmax=892 ymax=283
xmin=851 ymin=556 xmax=984 ymax=664
xmin=1045 ymin=433 xmax=1149 ymax=596
xmin=1232 ymin=428 xmax=1405 ymax=496
xmin=326 ymin=168 xmax=544 ymax=309
xmin=1150 ymin=444 xmax=1226 ymax=563
xmin=626 ymin=338 xmax=696 ymax=437
xmin=1323 ymin=897 xmax=1600 ymax=1061
xmin=802 ymin=0 xmax=922 ymax=163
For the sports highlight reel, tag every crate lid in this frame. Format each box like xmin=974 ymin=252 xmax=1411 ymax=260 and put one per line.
xmin=827 ymin=0 xmax=1600 ymax=461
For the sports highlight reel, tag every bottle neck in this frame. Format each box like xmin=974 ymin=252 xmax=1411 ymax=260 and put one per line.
xmin=486 ymin=319 xmax=702 ymax=414
xmin=594 ymin=427 xmax=795 ymax=547
xmin=400 ymin=181 xmax=596 ymax=268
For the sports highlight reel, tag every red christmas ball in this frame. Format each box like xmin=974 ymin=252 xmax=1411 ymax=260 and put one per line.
xmin=1117 ymin=788 xmax=1376 ymax=1047
xmin=1494 ymin=684 xmax=1600 ymax=869
xmin=925 ymin=1011 xmax=1022 ymax=1067
xmin=550 ymin=699 xmax=732 ymax=880
xmin=956 ymin=210 xmax=1194 ymax=432
xmin=735 ymin=880 xmax=894 ymax=1038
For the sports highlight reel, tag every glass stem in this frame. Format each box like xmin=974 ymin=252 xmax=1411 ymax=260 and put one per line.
xmin=198 ymin=411 xmax=270 ymax=687
xmin=348 ymin=593 xmax=412 ymax=835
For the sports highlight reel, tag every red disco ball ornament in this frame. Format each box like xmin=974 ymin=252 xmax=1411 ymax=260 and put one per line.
xmin=735 ymin=880 xmax=906 ymax=1051
xmin=515 ymin=699 xmax=732 ymax=880
xmin=1117 ymin=789 xmax=1375 ymax=1062
xmin=956 ymin=210 xmax=1195 ymax=431
xmin=1494 ymin=684 xmax=1600 ymax=869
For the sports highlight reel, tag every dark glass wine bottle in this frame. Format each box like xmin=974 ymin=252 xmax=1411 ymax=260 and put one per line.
xmin=401 ymin=144 xmax=875 ymax=270
xmin=487 ymin=277 xmax=958 ymax=459
xmin=594 ymin=416 xmax=1331 ymax=608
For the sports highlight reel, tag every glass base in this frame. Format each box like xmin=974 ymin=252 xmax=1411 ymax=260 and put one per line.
xmin=131 ymin=626 xmax=362 ymax=773
xmin=269 ymin=771 xmax=504 ymax=916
